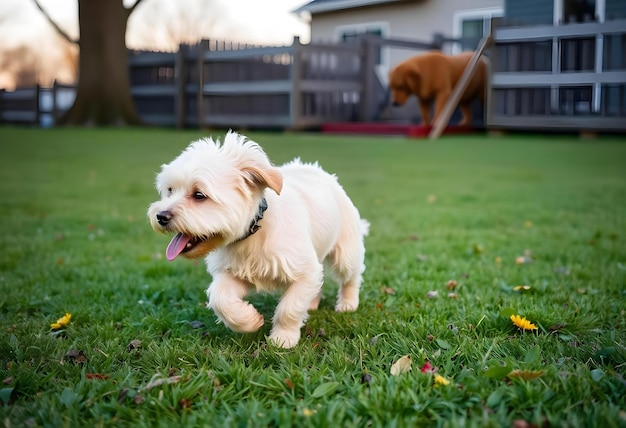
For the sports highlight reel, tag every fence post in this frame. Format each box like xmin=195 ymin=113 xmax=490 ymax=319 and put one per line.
xmin=360 ymin=35 xmax=378 ymax=122
xmin=485 ymin=18 xmax=499 ymax=129
xmin=431 ymin=32 xmax=445 ymax=50
xmin=290 ymin=36 xmax=302 ymax=129
xmin=35 ymin=83 xmax=41 ymax=127
xmin=197 ymin=40 xmax=209 ymax=128
xmin=52 ymin=80 xmax=58 ymax=125
xmin=175 ymin=44 xmax=187 ymax=129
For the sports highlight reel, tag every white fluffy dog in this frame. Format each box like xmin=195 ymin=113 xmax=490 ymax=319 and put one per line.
xmin=148 ymin=132 xmax=369 ymax=348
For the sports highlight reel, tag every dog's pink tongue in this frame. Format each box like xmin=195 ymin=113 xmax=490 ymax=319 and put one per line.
xmin=166 ymin=233 xmax=191 ymax=261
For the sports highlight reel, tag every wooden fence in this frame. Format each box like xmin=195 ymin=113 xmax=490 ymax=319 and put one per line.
xmin=0 ymin=35 xmax=442 ymax=129
xmin=0 ymin=82 xmax=75 ymax=126
xmin=487 ymin=18 xmax=626 ymax=132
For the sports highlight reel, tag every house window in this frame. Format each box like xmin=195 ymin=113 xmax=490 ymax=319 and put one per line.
xmin=563 ymin=0 xmax=597 ymax=23
xmin=335 ymin=23 xmax=388 ymax=67
xmin=453 ymin=8 xmax=503 ymax=54
xmin=341 ymin=28 xmax=383 ymax=64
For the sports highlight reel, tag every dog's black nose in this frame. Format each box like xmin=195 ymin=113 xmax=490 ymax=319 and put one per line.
xmin=156 ymin=210 xmax=173 ymax=226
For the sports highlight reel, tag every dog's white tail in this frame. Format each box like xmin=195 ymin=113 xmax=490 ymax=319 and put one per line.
xmin=360 ymin=219 xmax=370 ymax=237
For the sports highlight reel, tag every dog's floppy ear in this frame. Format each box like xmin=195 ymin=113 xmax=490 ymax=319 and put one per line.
xmin=405 ymin=64 xmax=421 ymax=94
xmin=243 ymin=165 xmax=283 ymax=195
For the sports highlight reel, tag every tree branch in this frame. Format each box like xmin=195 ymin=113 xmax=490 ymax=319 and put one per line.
xmin=32 ymin=0 xmax=78 ymax=44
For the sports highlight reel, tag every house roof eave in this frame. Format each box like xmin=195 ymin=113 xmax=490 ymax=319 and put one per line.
xmin=293 ymin=0 xmax=409 ymax=15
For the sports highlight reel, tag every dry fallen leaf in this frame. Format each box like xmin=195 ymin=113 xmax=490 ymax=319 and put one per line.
xmin=127 ymin=340 xmax=142 ymax=352
xmin=188 ymin=320 xmax=204 ymax=329
xmin=380 ymin=286 xmax=396 ymax=295
xmin=142 ymin=375 xmax=183 ymax=392
xmin=390 ymin=355 xmax=412 ymax=376
xmin=512 ymin=419 xmax=538 ymax=428
xmin=507 ymin=370 xmax=544 ymax=381
xmin=178 ymin=398 xmax=192 ymax=409
xmin=445 ymin=280 xmax=458 ymax=290
xmin=425 ymin=290 xmax=439 ymax=299
xmin=548 ymin=323 xmax=566 ymax=332
xmin=64 ymin=349 xmax=86 ymax=364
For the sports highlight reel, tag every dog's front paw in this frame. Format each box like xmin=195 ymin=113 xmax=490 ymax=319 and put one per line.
xmin=335 ymin=300 xmax=359 ymax=312
xmin=211 ymin=300 xmax=265 ymax=333
xmin=268 ymin=328 xmax=301 ymax=349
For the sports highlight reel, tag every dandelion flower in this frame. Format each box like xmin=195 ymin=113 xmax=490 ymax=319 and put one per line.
xmin=433 ymin=374 xmax=451 ymax=386
xmin=510 ymin=314 xmax=537 ymax=331
xmin=51 ymin=313 xmax=72 ymax=330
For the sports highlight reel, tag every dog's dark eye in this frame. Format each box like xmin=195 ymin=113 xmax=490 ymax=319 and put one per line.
xmin=192 ymin=191 xmax=207 ymax=201
xmin=167 ymin=187 xmax=173 ymax=195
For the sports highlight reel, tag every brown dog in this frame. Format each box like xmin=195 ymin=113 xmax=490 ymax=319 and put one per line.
xmin=389 ymin=51 xmax=488 ymax=126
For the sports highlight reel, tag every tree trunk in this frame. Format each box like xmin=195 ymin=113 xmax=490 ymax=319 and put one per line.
xmin=61 ymin=0 xmax=140 ymax=126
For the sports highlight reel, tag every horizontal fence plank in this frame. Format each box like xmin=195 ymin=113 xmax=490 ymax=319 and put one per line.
xmin=138 ymin=113 xmax=178 ymax=126
xmin=202 ymin=114 xmax=292 ymax=127
xmin=1 ymin=111 xmax=37 ymax=122
xmin=129 ymin=52 xmax=177 ymax=66
xmin=492 ymin=70 xmax=626 ymax=87
xmin=493 ymin=19 xmax=626 ymax=42
xmin=202 ymin=46 xmax=295 ymax=60
xmin=488 ymin=115 xmax=626 ymax=131
xmin=1 ymin=89 xmax=38 ymax=100
xmin=299 ymin=80 xmax=362 ymax=92
xmin=202 ymin=81 xmax=292 ymax=95
xmin=131 ymin=85 xmax=178 ymax=96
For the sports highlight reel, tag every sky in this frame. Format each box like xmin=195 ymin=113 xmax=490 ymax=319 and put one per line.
xmin=0 ymin=0 xmax=311 ymax=88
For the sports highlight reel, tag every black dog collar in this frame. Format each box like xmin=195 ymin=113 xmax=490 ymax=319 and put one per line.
xmin=233 ymin=198 xmax=267 ymax=243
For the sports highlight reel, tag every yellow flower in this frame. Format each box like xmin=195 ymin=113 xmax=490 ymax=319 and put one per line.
xmin=433 ymin=374 xmax=451 ymax=386
xmin=510 ymin=314 xmax=537 ymax=331
xmin=51 ymin=313 xmax=72 ymax=330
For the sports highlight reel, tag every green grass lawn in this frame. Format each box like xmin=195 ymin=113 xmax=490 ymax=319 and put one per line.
xmin=1 ymin=127 xmax=625 ymax=427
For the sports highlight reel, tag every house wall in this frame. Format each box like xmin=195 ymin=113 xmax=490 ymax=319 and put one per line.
xmin=504 ymin=0 xmax=626 ymax=25
xmin=309 ymin=0 xmax=503 ymax=79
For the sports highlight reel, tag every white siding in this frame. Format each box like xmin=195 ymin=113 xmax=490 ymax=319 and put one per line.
xmin=308 ymin=0 xmax=502 ymax=81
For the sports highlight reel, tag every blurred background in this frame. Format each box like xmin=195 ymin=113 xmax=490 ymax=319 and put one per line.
xmin=0 ymin=0 xmax=310 ymax=90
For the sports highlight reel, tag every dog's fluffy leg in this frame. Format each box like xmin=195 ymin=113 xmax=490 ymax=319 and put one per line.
xmin=459 ymin=103 xmax=472 ymax=126
xmin=330 ymin=218 xmax=367 ymax=312
xmin=207 ymin=274 xmax=264 ymax=333
xmin=269 ymin=267 xmax=323 ymax=348
xmin=308 ymin=292 xmax=322 ymax=311
xmin=419 ymin=100 xmax=432 ymax=125
xmin=335 ymin=276 xmax=362 ymax=312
